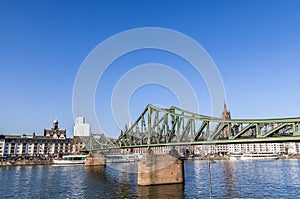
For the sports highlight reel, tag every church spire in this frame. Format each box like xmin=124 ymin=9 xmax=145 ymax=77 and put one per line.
xmin=224 ymin=100 xmax=227 ymax=112
xmin=222 ymin=100 xmax=231 ymax=120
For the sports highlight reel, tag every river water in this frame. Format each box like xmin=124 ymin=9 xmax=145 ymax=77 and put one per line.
xmin=0 ymin=159 xmax=300 ymax=198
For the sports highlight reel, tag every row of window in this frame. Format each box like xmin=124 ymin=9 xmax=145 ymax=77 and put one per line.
xmin=1 ymin=144 xmax=85 ymax=155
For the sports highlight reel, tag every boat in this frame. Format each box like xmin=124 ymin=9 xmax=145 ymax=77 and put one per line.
xmin=52 ymin=154 xmax=87 ymax=165
xmin=230 ymin=152 xmax=279 ymax=160
xmin=105 ymin=154 xmax=143 ymax=163
xmin=240 ymin=153 xmax=279 ymax=160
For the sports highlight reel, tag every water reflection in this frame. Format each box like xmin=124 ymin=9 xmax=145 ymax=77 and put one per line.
xmin=84 ymin=165 xmax=107 ymax=179
xmin=138 ymin=183 xmax=184 ymax=198
xmin=185 ymin=160 xmax=210 ymax=198
xmin=84 ymin=165 xmax=137 ymax=198
xmin=222 ymin=161 xmax=239 ymax=198
xmin=1 ymin=160 xmax=300 ymax=198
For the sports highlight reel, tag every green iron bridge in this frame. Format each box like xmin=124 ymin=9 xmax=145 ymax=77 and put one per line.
xmin=86 ymin=104 xmax=300 ymax=151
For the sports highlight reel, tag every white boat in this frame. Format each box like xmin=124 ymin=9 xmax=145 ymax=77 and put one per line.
xmin=52 ymin=154 xmax=87 ymax=165
xmin=230 ymin=152 xmax=279 ymax=160
xmin=240 ymin=153 xmax=279 ymax=160
xmin=105 ymin=154 xmax=143 ymax=163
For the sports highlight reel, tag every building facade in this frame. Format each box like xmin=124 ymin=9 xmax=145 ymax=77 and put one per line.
xmin=2 ymin=134 xmax=72 ymax=157
xmin=130 ymin=142 xmax=300 ymax=156
xmin=1 ymin=120 xmax=73 ymax=157
xmin=72 ymin=117 xmax=91 ymax=153
xmin=0 ymin=119 xmax=91 ymax=157
xmin=74 ymin=116 xmax=91 ymax=137
xmin=0 ymin=136 xmax=5 ymax=156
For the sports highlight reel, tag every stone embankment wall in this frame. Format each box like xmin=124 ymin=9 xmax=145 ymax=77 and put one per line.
xmin=0 ymin=160 xmax=53 ymax=166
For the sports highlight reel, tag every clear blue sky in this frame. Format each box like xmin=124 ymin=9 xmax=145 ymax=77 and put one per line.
xmin=1 ymin=0 xmax=300 ymax=138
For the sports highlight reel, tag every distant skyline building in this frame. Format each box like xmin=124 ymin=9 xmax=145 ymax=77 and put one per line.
xmin=44 ymin=119 xmax=66 ymax=139
xmin=74 ymin=117 xmax=91 ymax=137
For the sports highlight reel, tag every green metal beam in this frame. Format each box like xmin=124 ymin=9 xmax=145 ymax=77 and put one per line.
xmin=193 ymin=121 xmax=208 ymax=141
xmin=231 ymin=124 xmax=255 ymax=139
xmin=209 ymin=123 xmax=226 ymax=140
xmin=90 ymin=104 xmax=300 ymax=151
xmin=262 ymin=123 xmax=287 ymax=138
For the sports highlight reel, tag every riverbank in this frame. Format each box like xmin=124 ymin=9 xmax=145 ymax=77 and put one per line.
xmin=184 ymin=154 xmax=300 ymax=161
xmin=280 ymin=154 xmax=300 ymax=159
xmin=2 ymin=154 xmax=300 ymax=166
xmin=0 ymin=159 xmax=53 ymax=166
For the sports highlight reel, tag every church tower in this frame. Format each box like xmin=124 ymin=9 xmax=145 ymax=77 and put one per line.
xmin=222 ymin=101 xmax=231 ymax=138
xmin=222 ymin=101 xmax=231 ymax=120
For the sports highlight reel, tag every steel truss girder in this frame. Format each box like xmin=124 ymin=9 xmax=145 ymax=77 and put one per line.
xmin=231 ymin=124 xmax=255 ymax=139
xmin=85 ymin=133 xmax=117 ymax=151
xmin=115 ymin=104 xmax=300 ymax=148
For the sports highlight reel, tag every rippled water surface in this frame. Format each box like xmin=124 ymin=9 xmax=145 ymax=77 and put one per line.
xmin=1 ymin=160 xmax=300 ymax=198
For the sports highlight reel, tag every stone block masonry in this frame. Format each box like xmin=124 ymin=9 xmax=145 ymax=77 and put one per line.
xmin=138 ymin=154 xmax=184 ymax=186
xmin=85 ymin=153 xmax=106 ymax=166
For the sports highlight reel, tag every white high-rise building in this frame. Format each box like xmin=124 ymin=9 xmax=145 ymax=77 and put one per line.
xmin=74 ymin=117 xmax=91 ymax=137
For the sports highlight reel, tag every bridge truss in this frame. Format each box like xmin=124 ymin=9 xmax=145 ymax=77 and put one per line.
xmin=85 ymin=133 xmax=117 ymax=151
xmin=114 ymin=104 xmax=300 ymax=148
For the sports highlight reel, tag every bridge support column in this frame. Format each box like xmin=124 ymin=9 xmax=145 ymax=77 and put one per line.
xmin=85 ymin=152 xmax=106 ymax=166
xmin=138 ymin=153 xmax=184 ymax=186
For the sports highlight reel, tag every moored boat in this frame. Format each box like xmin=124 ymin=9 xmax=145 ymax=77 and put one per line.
xmin=52 ymin=154 xmax=87 ymax=165
xmin=240 ymin=153 xmax=279 ymax=160
xmin=230 ymin=152 xmax=279 ymax=160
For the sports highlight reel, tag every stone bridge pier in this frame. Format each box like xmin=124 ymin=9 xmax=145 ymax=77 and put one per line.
xmin=137 ymin=150 xmax=184 ymax=186
xmin=85 ymin=152 xmax=106 ymax=166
